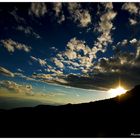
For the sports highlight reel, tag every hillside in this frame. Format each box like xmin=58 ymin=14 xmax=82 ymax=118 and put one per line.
xmin=0 ymin=85 xmax=140 ymax=137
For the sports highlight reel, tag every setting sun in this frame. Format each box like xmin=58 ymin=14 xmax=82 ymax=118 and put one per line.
xmin=108 ymin=86 xmax=127 ymax=97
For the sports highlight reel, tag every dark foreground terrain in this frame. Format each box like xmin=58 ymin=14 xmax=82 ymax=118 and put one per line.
xmin=0 ymin=85 xmax=140 ymax=137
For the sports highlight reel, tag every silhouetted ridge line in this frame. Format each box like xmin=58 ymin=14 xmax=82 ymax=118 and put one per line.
xmin=0 ymin=85 xmax=140 ymax=137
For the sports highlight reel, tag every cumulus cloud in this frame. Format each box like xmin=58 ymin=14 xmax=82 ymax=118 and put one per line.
xmin=0 ymin=66 xmax=14 ymax=77
xmin=30 ymin=56 xmax=47 ymax=67
xmin=67 ymin=3 xmax=91 ymax=27
xmin=51 ymin=37 xmax=95 ymax=76
xmin=29 ymin=3 xmax=47 ymax=17
xmin=0 ymin=80 xmax=33 ymax=95
xmin=65 ymin=49 xmax=77 ymax=60
xmin=57 ymin=38 xmax=140 ymax=90
xmin=122 ymin=3 xmax=139 ymax=14
xmin=92 ymin=39 xmax=140 ymax=83
xmin=62 ymin=49 xmax=140 ymax=90
xmin=122 ymin=3 xmax=140 ymax=26
xmin=16 ymin=26 xmax=41 ymax=39
xmin=1 ymin=39 xmax=31 ymax=53
xmin=66 ymin=38 xmax=94 ymax=67
xmin=99 ymin=10 xmax=117 ymax=32
xmin=66 ymin=37 xmax=92 ymax=56
xmin=93 ymin=3 xmax=117 ymax=53
xmin=53 ymin=57 xmax=64 ymax=68
xmin=53 ymin=3 xmax=65 ymax=23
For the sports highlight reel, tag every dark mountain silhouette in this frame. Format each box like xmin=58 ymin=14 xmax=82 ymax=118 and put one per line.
xmin=0 ymin=85 xmax=140 ymax=137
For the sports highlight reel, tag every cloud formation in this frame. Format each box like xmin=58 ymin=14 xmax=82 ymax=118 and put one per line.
xmin=129 ymin=18 xmax=137 ymax=25
xmin=122 ymin=3 xmax=140 ymax=26
xmin=52 ymin=37 xmax=95 ymax=75
xmin=29 ymin=3 xmax=47 ymax=17
xmin=0 ymin=80 xmax=33 ymax=95
xmin=53 ymin=3 xmax=65 ymax=24
xmin=67 ymin=3 xmax=91 ymax=27
xmin=16 ymin=26 xmax=41 ymax=39
xmin=93 ymin=3 xmax=117 ymax=53
xmin=30 ymin=56 xmax=47 ymax=67
xmin=122 ymin=3 xmax=139 ymax=14
xmin=0 ymin=66 xmax=14 ymax=77
xmin=1 ymin=39 xmax=31 ymax=53
xmin=10 ymin=8 xmax=26 ymax=24
xmin=53 ymin=57 xmax=64 ymax=68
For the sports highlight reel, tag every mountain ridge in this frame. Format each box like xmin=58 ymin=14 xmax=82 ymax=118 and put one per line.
xmin=0 ymin=85 xmax=140 ymax=137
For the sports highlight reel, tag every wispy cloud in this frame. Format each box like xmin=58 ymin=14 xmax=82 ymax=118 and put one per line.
xmin=10 ymin=7 xmax=26 ymax=24
xmin=0 ymin=66 xmax=14 ymax=77
xmin=16 ymin=25 xmax=41 ymax=39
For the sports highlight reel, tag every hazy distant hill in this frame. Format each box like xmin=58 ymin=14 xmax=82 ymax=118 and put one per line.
xmin=0 ymin=85 xmax=140 ymax=137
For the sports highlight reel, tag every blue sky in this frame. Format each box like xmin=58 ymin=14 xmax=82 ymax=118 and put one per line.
xmin=0 ymin=2 xmax=140 ymax=109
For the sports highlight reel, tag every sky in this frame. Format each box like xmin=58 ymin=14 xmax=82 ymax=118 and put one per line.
xmin=0 ymin=2 xmax=140 ymax=109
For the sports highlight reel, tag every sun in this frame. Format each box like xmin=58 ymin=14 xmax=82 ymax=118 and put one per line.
xmin=108 ymin=86 xmax=127 ymax=97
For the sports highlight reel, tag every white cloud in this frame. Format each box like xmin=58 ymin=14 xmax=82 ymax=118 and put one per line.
xmin=122 ymin=3 xmax=139 ymax=14
xmin=0 ymin=66 xmax=14 ymax=77
xmin=93 ymin=3 xmax=117 ymax=54
xmin=99 ymin=10 xmax=117 ymax=32
xmin=103 ymin=2 xmax=113 ymax=10
xmin=78 ymin=10 xmax=91 ymax=27
xmin=16 ymin=26 xmax=41 ymax=39
xmin=1 ymin=39 xmax=31 ymax=53
xmin=67 ymin=3 xmax=91 ymax=27
xmin=30 ymin=56 xmax=47 ymax=67
xmin=53 ymin=37 xmax=94 ymax=74
xmin=38 ymin=59 xmax=47 ymax=67
xmin=66 ymin=37 xmax=91 ymax=55
xmin=53 ymin=3 xmax=62 ymax=16
xmin=130 ymin=38 xmax=137 ymax=44
xmin=122 ymin=3 xmax=139 ymax=26
xmin=53 ymin=57 xmax=64 ymax=68
xmin=29 ymin=3 xmax=47 ymax=17
xmin=129 ymin=18 xmax=137 ymax=25
xmin=97 ymin=32 xmax=112 ymax=47
xmin=53 ymin=3 xmax=65 ymax=24
xmin=65 ymin=49 xmax=77 ymax=60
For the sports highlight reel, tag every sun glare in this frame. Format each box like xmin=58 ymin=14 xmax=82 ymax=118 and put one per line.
xmin=108 ymin=86 xmax=127 ymax=97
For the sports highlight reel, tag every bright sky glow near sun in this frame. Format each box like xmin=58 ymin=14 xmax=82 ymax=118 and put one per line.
xmin=0 ymin=2 xmax=140 ymax=109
